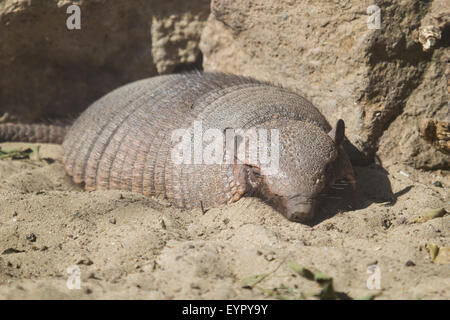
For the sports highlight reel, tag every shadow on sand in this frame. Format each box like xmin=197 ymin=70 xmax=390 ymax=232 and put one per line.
xmin=307 ymin=161 xmax=413 ymax=226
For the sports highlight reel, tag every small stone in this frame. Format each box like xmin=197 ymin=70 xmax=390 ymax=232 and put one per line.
xmin=264 ymin=252 xmax=276 ymax=262
xmin=405 ymin=260 xmax=415 ymax=267
xmin=109 ymin=217 xmax=116 ymax=224
xmin=26 ymin=233 xmax=37 ymax=242
xmin=433 ymin=181 xmax=443 ymax=188
xmin=381 ymin=219 xmax=392 ymax=229
xmin=77 ymin=258 xmax=93 ymax=266
xmin=399 ymin=170 xmax=409 ymax=177
xmin=367 ymin=260 xmax=378 ymax=266
xmin=190 ymin=283 xmax=201 ymax=290
xmin=84 ymin=287 xmax=93 ymax=294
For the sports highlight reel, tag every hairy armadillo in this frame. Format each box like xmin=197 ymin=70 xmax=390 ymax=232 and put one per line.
xmin=0 ymin=72 xmax=357 ymax=223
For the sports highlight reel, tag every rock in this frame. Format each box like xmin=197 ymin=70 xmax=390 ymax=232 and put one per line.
xmin=405 ymin=260 xmax=415 ymax=267
xmin=413 ymin=0 xmax=449 ymax=52
xmin=26 ymin=233 xmax=37 ymax=242
xmin=416 ymin=26 xmax=442 ymax=51
xmin=433 ymin=181 xmax=443 ymax=188
xmin=378 ymin=46 xmax=449 ymax=169
xmin=77 ymin=258 xmax=93 ymax=266
xmin=151 ymin=3 xmax=210 ymax=74
xmin=420 ymin=119 xmax=450 ymax=155
xmin=381 ymin=219 xmax=392 ymax=230
xmin=200 ymin=0 xmax=449 ymax=169
xmin=0 ymin=0 xmax=210 ymax=123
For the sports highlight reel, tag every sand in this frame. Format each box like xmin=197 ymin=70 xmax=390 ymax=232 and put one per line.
xmin=0 ymin=142 xmax=448 ymax=299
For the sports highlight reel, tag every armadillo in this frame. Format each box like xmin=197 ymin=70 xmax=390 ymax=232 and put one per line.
xmin=0 ymin=72 xmax=357 ymax=223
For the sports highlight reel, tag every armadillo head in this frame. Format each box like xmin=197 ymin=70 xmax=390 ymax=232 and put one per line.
xmin=247 ymin=119 xmax=356 ymax=223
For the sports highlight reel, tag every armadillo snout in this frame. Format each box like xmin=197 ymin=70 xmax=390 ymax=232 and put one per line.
xmin=284 ymin=198 xmax=316 ymax=223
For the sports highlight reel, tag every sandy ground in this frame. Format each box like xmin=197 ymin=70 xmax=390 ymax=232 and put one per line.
xmin=0 ymin=142 xmax=448 ymax=300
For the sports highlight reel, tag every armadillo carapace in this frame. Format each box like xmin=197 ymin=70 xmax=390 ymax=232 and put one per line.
xmin=1 ymin=72 xmax=357 ymax=223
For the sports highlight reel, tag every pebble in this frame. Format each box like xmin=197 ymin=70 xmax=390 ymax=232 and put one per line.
xmin=368 ymin=260 xmax=378 ymax=266
xmin=26 ymin=233 xmax=37 ymax=242
xmin=399 ymin=170 xmax=409 ymax=177
xmin=77 ymin=258 xmax=93 ymax=266
xmin=405 ymin=260 xmax=415 ymax=267
xmin=381 ymin=219 xmax=392 ymax=229
xmin=433 ymin=181 xmax=443 ymax=188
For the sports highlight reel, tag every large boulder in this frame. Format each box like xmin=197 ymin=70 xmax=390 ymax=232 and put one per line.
xmin=200 ymin=0 xmax=449 ymax=169
xmin=0 ymin=0 xmax=210 ymax=123
xmin=378 ymin=0 xmax=449 ymax=169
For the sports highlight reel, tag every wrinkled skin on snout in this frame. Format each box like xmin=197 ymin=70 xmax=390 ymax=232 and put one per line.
xmin=245 ymin=119 xmax=356 ymax=223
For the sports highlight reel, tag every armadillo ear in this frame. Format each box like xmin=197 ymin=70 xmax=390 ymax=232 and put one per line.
xmin=328 ymin=119 xmax=345 ymax=146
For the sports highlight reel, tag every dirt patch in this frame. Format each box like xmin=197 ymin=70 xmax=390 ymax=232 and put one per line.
xmin=0 ymin=142 xmax=448 ymax=299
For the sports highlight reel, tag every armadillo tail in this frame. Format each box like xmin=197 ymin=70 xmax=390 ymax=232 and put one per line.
xmin=0 ymin=123 xmax=69 ymax=144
